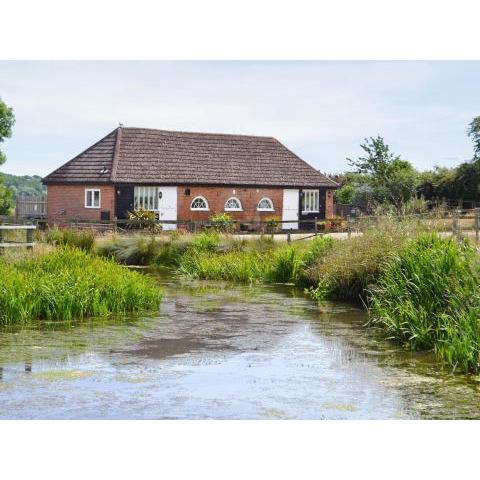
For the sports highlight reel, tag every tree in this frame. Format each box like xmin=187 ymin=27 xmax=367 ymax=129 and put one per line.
xmin=345 ymin=136 xmax=419 ymax=210
xmin=0 ymin=97 xmax=15 ymax=214
xmin=468 ymin=116 xmax=480 ymax=160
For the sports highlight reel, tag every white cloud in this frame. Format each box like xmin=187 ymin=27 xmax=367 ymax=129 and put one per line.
xmin=0 ymin=61 xmax=477 ymax=175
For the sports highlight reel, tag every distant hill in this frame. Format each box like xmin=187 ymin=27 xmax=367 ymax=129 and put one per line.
xmin=1 ymin=173 xmax=46 ymax=197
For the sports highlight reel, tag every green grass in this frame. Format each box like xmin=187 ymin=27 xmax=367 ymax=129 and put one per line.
xmin=0 ymin=247 xmax=162 ymax=325
xmin=44 ymin=229 xmax=95 ymax=252
xmin=368 ymin=233 xmax=480 ymax=373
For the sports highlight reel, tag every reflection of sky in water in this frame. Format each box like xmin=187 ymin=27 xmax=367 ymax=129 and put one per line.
xmin=1 ymin=275 xmax=480 ymax=419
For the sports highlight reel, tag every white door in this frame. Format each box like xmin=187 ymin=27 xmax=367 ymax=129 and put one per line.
xmin=282 ymin=189 xmax=299 ymax=230
xmin=158 ymin=187 xmax=177 ymax=231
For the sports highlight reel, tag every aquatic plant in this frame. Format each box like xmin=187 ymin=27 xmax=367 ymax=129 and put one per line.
xmin=44 ymin=228 xmax=95 ymax=252
xmin=368 ymin=233 xmax=480 ymax=372
xmin=304 ymin=218 xmax=422 ymax=301
xmin=0 ymin=247 xmax=161 ymax=325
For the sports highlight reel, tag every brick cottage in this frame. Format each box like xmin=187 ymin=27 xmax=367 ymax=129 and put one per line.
xmin=43 ymin=126 xmax=337 ymax=230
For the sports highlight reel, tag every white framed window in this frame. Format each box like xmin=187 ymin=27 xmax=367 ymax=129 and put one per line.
xmin=224 ymin=197 xmax=242 ymax=211
xmin=190 ymin=196 xmax=209 ymax=211
xmin=302 ymin=189 xmax=319 ymax=213
xmin=257 ymin=197 xmax=274 ymax=211
xmin=85 ymin=189 xmax=101 ymax=208
xmin=134 ymin=186 xmax=159 ymax=211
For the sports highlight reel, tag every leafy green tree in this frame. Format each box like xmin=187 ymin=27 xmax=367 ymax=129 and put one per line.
xmin=468 ymin=116 xmax=480 ymax=160
xmin=345 ymin=136 xmax=419 ymax=210
xmin=0 ymin=97 xmax=15 ymax=214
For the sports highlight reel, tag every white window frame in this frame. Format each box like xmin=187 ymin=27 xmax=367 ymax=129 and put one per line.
xmin=257 ymin=197 xmax=274 ymax=212
xmin=301 ymin=189 xmax=319 ymax=214
xmin=84 ymin=188 xmax=101 ymax=209
xmin=134 ymin=186 xmax=159 ymax=211
xmin=224 ymin=197 xmax=243 ymax=211
xmin=190 ymin=196 xmax=210 ymax=211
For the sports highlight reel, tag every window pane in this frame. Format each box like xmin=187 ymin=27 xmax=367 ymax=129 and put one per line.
xmin=86 ymin=190 xmax=92 ymax=207
xmin=191 ymin=197 xmax=207 ymax=209
xmin=93 ymin=190 xmax=100 ymax=207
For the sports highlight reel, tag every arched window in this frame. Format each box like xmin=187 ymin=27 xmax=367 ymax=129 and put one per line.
xmin=224 ymin=197 xmax=242 ymax=211
xmin=257 ymin=197 xmax=274 ymax=211
xmin=190 ymin=196 xmax=209 ymax=211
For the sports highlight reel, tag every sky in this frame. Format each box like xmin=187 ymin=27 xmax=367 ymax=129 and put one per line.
xmin=0 ymin=60 xmax=479 ymax=177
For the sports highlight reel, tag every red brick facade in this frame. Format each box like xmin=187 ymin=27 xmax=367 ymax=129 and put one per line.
xmin=177 ymin=186 xmax=284 ymax=223
xmin=47 ymin=184 xmax=115 ymax=223
xmin=325 ymin=189 xmax=334 ymax=219
xmin=47 ymin=184 xmax=335 ymax=226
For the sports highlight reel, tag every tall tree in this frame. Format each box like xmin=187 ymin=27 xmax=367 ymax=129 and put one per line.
xmin=345 ymin=136 xmax=419 ymax=209
xmin=0 ymin=97 xmax=15 ymax=214
xmin=468 ymin=116 xmax=480 ymax=160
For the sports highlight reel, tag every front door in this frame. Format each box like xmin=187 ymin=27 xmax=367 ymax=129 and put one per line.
xmin=282 ymin=189 xmax=299 ymax=230
xmin=158 ymin=187 xmax=177 ymax=231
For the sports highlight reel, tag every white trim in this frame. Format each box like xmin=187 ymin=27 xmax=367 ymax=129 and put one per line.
xmin=257 ymin=197 xmax=274 ymax=211
xmin=224 ymin=196 xmax=243 ymax=211
xmin=190 ymin=195 xmax=210 ymax=211
xmin=84 ymin=188 xmax=101 ymax=209
xmin=301 ymin=189 xmax=319 ymax=214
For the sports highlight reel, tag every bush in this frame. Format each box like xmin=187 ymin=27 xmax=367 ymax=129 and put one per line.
xmin=97 ymin=235 xmax=160 ymax=265
xmin=209 ymin=213 xmax=234 ymax=233
xmin=0 ymin=247 xmax=162 ymax=325
xmin=45 ymin=229 xmax=95 ymax=252
xmin=369 ymin=233 xmax=480 ymax=372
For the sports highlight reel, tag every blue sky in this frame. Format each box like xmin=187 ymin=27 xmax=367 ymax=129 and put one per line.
xmin=0 ymin=61 xmax=479 ymax=177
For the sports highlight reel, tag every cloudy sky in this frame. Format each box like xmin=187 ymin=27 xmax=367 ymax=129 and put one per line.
xmin=1 ymin=61 xmax=479 ymax=177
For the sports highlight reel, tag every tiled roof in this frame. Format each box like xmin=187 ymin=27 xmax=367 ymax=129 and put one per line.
xmin=43 ymin=127 xmax=338 ymax=188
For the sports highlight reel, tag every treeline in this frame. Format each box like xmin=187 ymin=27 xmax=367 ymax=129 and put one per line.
xmin=1 ymin=173 xmax=46 ymax=197
xmin=332 ymin=116 xmax=480 ymax=213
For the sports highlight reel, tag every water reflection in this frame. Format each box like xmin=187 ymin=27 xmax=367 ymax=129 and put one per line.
xmin=0 ymin=274 xmax=480 ymax=419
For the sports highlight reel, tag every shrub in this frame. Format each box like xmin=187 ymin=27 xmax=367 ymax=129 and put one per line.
xmin=304 ymin=219 xmax=418 ymax=301
xmin=0 ymin=247 xmax=162 ymax=325
xmin=209 ymin=213 xmax=234 ymax=233
xmin=126 ymin=209 xmax=162 ymax=232
xmin=368 ymin=233 xmax=480 ymax=372
xmin=45 ymin=228 xmax=95 ymax=252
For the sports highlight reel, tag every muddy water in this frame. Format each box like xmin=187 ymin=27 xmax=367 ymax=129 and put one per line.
xmin=1 ymin=273 xmax=480 ymax=419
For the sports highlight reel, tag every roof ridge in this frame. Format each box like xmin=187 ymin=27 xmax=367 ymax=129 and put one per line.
xmin=110 ymin=126 xmax=122 ymax=182
xmin=121 ymin=126 xmax=275 ymax=141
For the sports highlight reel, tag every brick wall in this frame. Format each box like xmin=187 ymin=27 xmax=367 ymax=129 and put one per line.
xmin=325 ymin=189 xmax=334 ymax=219
xmin=47 ymin=184 xmax=115 ymax=223
xmin=177 ymin=186 xmax=284 ymax=223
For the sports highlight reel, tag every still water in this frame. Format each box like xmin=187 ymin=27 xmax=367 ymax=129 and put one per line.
xmin=1 ymin=273 xmax=480 ymax=419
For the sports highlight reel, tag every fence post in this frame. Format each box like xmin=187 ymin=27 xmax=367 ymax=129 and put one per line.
xmin=452 ymin=213 xmax=458 ymax=238
xmin=314 ymin=216 xmax=318 ymax=235
xmin=26 ymin=227 xmax=33 ymax=251
xmin=347 ymin=215 xmax=351 ymax=239
xmin=287 ymin=232 xmax=291 ymax=244
xmin=476 ymin=210 xmax=480 ymax=243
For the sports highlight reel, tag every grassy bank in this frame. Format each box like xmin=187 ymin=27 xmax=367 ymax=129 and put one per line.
xmin=97 ymin=232 xmax=333 ymax=284
xmin=0 ymin=247 xmax=161 ymax=325
xmin=94 ymin=225 xmax=480 ymax=372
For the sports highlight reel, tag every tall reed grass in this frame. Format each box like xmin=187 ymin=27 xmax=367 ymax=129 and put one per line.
xmin=44 ymin=228 xmax=95 ymax=252
xmin=0 ymin=247 xmax=162 ymax=325
xmin=368 ymin=233 xmax=480 ymax=372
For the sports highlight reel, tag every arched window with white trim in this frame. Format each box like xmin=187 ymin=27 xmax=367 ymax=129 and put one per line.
xmin=257 ymin=197 xmax=274 ymax=211
xmin=190 ymin=196 xmax=209 ymax=211
xmin=224 ymin=197 xmax=242 ymax=211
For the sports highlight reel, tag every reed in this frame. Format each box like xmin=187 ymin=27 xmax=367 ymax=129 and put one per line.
xmin=44 ymin=228 xmax=95 ymax=252
xmin=368 ymin=233 xmax=480 ymax=372
xmin=0 ymin=247 xmax=162 ymax=325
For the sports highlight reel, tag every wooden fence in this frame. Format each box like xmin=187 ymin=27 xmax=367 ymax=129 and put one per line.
xmin=15 ymin=195 xmax=47 ymax=219
xmin=0 ymin=224 xmax=36 ymax=252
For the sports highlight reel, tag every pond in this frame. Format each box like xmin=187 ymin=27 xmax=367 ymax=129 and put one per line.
xmin=1 ymin=272 xmax=480 ymax=419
